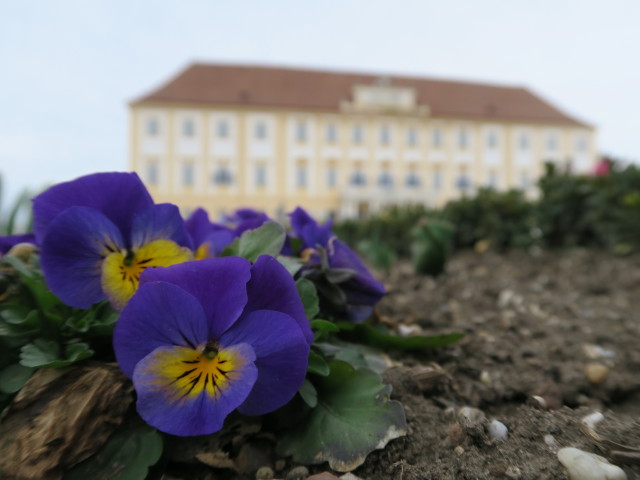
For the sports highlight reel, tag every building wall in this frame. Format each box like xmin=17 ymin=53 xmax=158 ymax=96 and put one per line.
xmin=130 ymin=104 xmax=596 ymax=221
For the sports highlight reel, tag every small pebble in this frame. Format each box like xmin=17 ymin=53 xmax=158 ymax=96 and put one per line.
xmin=488 ymin=419 xmax=508 ymax=441
xmin=340 ymin=474 xmax=363 ymax=480
xmin=454 ymin=445 xmax=465 ymax=455
xmin=286 ymin=466 xmax=310 ymax=480
xmin=531 ymin=395 xmax=548 ymax=410
xmin=582 ymin=411 xmax=605 ymax=430
xmin=505 ymin=466 xmax=522 ymax=479
xmin=457 ymin=406 xmax=486 ymax=426
xmin=308 ymin=474 xmax=340 ymax=480
xmin=544 ymin=434 xmax=558 ymax=451
xmin=480 ymin=370 xmax=491 ymax=385
xmin=557 ymin=447 xmax=627 ymax=480
xmin=585 ymin=363 xmax=609 ymax=384
xmin=256 ymin=466 xmax=275 ymax=480
xmin=582 ymin=344 xmax=615 ymax=360
xmin=398 ymin=324 xmax=421 ymax=336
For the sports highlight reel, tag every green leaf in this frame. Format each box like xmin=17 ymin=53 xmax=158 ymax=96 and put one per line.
xmin=64 ymin=342 xmax=94 ymax=363
xmin=20 ymin=339 xmax=94 ymax=368
xmin=64 ymin=426 xmax=163 ymax=480
xmin=277 ymin=255 xmax=303 ymax=276
xmin=278 ymin=361 xmax=407 ymax=472
xmin=298 ymin=378 xmax=318 ymax=408
xmin=20 ymin=338 xmax=61 ymax=367
xmin=310 ymin=319 xmax=340 ymax=334
xmin=307 ymin=350 xmax=330 ymax=376
xmin=224 ymin=221 xmax=286 ymax=262
xmin=3 ymin=255 xmax=61 ymax=311
xmin=296 ymin=278 xmax=320 ymax=321
xmin=0 ymin=363 xmax=34 ymax=394
xmin=336 ymin=322 xmax=463 ymax=351
xmin=333 ymin=343 xmax=391 ymax=374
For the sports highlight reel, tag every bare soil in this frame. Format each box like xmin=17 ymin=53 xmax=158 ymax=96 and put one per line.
xmin=353 ymin=249 xmax=640 ymax=480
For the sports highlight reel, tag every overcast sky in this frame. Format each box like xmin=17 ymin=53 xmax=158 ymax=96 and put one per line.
xmin=1 ymin=0 xmax=639 ymax=209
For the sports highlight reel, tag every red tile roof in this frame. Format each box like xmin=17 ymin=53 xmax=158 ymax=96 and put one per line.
xmin=133 ymin=63 xmax=589 ymax=126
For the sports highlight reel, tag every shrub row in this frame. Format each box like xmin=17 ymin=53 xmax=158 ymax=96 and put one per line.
xmin=334 ymin=161 xmax=640 ymax=261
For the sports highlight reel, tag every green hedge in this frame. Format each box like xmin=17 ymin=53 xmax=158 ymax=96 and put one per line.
xmin=334 ymin=161 xmax=640 ymax=258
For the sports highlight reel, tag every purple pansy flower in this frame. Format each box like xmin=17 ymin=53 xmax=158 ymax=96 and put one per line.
xmin=0 ymin=233 xmax=36 ymax=254
xmin=185 ymin=208 xmax=234 ymax=259
xmin=225 ymin=208 xmax=271 ymax=237
xmin=289 ymin=207 xmax=386 ymax=322
xmin=113 ymin=255 xmax=312 ymax=436
xmin=32 ymin=172 xmax=193 ymax=311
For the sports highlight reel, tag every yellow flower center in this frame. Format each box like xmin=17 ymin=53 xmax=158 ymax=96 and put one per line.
xmin=101 ymin=239 xmax=193 ymax=310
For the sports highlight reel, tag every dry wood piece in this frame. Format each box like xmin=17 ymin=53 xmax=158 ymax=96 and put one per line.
xmin=0 ymin=363 xmax=133 ymax=480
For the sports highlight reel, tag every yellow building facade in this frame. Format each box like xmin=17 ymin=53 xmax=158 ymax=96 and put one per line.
xmin=129 ymin=64 xmax=596 ymax=220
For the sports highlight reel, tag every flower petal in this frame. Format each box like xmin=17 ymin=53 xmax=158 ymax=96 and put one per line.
xmin=220 ymin=309 xmax=310 ymax=415
xmin=289 ymin=207 xmax=333 ymax=249
xmin=329 ymin=239 xmax=386 ymax=322
xmin=113 ymin=281 xmax=210 ymax=378
xmin=33 ymin=172 xmax=153 ymax=244
xmin=139 ymin=258 xmax=251 ymax=338
xmin=133 ymin=343 xmax=257 ymax=436
xmin=185 ymin=208 xmax=212 ymax=248
xmin=102 ymin=239 xmax=193 ymax=311
xmin=226 ymin=208 xmax=270 ymax=237
xmin=130 ymin=203 xmax=192 ymax=250
xmin=39 ymin=206 xmax=124 ymax=308
xmin=240 ymin=255 xmax=313 ymax=344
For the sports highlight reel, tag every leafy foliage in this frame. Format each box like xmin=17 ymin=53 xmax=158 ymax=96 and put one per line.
xmin=443 ymin=188 xmax=536 ymax=251
xmin=64 ymin=425 xmax=163 ymax=480
xmin=411 ymin=218 xmax=455 ymax=276
xmin=278 ymin=360 xmax=407 ymax=472
xmin=0 ymin=254 xmax=117 ymax=397
xmin=335 ymin=159 xmax=640 ymax=259
xmin=222 ymin=221 xmax=286 ymax=262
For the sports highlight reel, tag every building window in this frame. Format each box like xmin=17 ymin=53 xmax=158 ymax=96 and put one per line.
xmin=576 ymin=134 xmax=588 ymax=152
xmin=296 ymin=121 xmax=307 ymax=142
xmin=147 ymin=118 xmax=159 ymax=136
xmin=547 ymin=133 xmax=557 ymax=151
xmin=406 ymin=172 xmax=421 ymax=188
xmin=350 ymin=170 xmax=366 ymax=186
xmin=213 ymin=167 xmax=233 ymax=185
xmin=407 ymin=128 xmax=417 ymax=147
xmin=486 ymin=131 xmax=498 ymax=149
xmin=433 ymin=170 xmax=442 ymax=189
xmin=519 ymin=133 xmax=530 ymax=150
xmin=432 ymin=128 xmax=443 ymax=148
xmin=352 ymin=124 xmax=364 ymax=144
xmin=379 ymin=125 xmax=391 ymax=145
xmin=458 ymin=128 xmax=469 ymax=149
xmin=183 ymin=119 xmax=195 ymax=137
xmin=217 ymin=121 xmax=229 ymax=138
xmin=146 ymin=161 xmax=159 ymax=186
xmin=182 ymin=162 xmax=194 ymax=187
xmin=378 ymin=171 xmax=393 ymax=188
xmin=296 ymin=162 xmax=307 ymax=188
xmin=255 ymin=164 xmax=267 ymax=187
xmin=327 ymin=165 xmax=337 ymax=188
xmin=326 ymin=123 xmax=337 ymax=143
xmin=456 ymin=173 xmax=470 ymax=191
xmin=520 ymin=172 xmax=530 ymax=189
xmin=255 ymin=122 xmax=267 ymax=139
